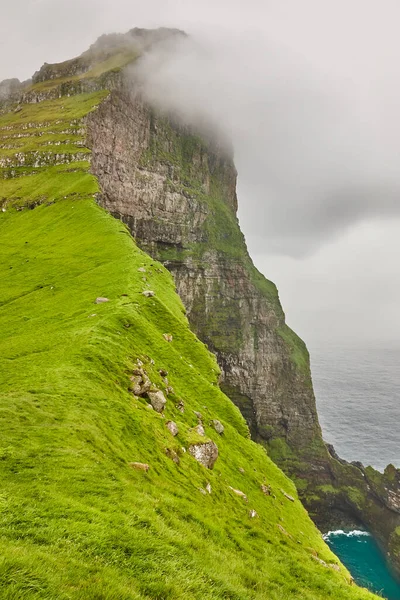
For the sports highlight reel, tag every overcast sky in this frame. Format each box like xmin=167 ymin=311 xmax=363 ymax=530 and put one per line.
xmin=2 ymin=0 xmax=400 ymax=348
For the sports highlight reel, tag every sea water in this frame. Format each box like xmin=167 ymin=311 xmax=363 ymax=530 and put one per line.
xmin=310 ymin=344 xmax=400 ymax=598
xmin=324 ymin=530 xmax=400 ymax=599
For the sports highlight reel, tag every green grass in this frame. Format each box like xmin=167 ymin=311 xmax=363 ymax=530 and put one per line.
xmin=0 ymin=199 xmax=380 ymax=599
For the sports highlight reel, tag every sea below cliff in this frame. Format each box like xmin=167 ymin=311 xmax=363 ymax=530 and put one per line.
xmin=324 ymin=530 xmax=400 ymax=599
xmin=311 ymin=343 xmax=400 ymax=472
xmin=311 ymin=343 xmax=400 ymax=597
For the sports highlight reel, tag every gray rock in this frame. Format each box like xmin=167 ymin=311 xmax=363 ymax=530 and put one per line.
xmin=229 ymin=486 xmax=248 ymax=502
xmin=189 ymin=441 xmax=218 ymax=469
xmin=249 ymin=509 xmax=258 ymax=518
xmin=148 ymin=390 xmax=167 ymax=413
xmin=206 ymin=482 xmax=212 ymax=494
xmin=211 ymin=419 xmax=224 ymax=434
xmin=193 ymin=424 xmax=205 ymax=437
xmin=165 ymin=447 xmax=180 ymax=464
xmin=142 ymin=290 xmax=155 ymax=297
xmin=95 ymin=297 xmax=109 ymax=304
xmin=261 ymin=484 xmax=271 ymax=495
xmin=281 ymin=489 xmax=295 ymax=502
xmin=176 ymin=399 xmax=185 ymax=413
xmin=129 ymin=462 xmax=149 ymax=472
xmin=163 ymin=333 xmax=173 ymax=342
xmin=166 ymin=421 xmax=179 ymax=436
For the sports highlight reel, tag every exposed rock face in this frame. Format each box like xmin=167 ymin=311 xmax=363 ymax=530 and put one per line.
xmin=86 ymin=75 xmax=324 ymax=464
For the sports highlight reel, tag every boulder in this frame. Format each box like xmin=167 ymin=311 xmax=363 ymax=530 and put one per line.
xmin=166 ymin=421 xmax=179 ymax=436
xmin=129 ymin=462 xmax=149 ymax=472
xmin=229 ymin=486 xmax=248 ymax=502
xmin=176 ymin=399 xmax=185 ymax=413
xmin=211 ymin=419 xmax=224 ymax=434
xmin=281 ymin=489 xmax=295 ymax=502
xmin=189 ymin=441 xmax=218 ymax=469
xmin=165 ymin=448 xmax=180 ymax=464
xmin=194 ymin=424 xmax=205 ymax=437
xmin=148 ymin=390 xmax=167 ymax=413
xmin=261 ymin=484 xmax=271 ymax=495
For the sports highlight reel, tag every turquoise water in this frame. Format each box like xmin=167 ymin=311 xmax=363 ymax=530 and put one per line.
xmin=324 ymin=530 xmax=400 ymax=599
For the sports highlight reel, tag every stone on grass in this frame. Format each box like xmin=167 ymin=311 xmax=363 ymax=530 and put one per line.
xmin=95 ymin=297 xmax=109 ymax=304
xmin=206 ymin=482 xmax=212 ymax=494
xmin=189 ymin=441 xmax=218 ymax=469
xmin=148 ymin=390 xmax=167 ymax=413
xmin=176 ymin=399 xmax=185 ymax=413
xmin=281 ymin=489 xmax=295 ymax=502
xmin=249 ymin=509 xmax=258 ymax=518
xmin=138 ymin=267 xmax=146 ymax=273
xmin=194 ymin=411 xmax=203 ymax=421
xmin=166 ymin=421 xmax=179 ymax=437
xmin=142 ymin=290 xmax=155 ymax=297
xmin=129 ymin=462 xmax=149 ymax=472
xmin=261 ymin=484 xmax=271 ymax=495
xmin=165 ymin=448 xmax=180 ymax=464
xmin=211 ymin=419 xmax=224 ymax=434
xmin=194 ymin=424 xmax=205 ymax=437
xmin=163 ymin=333 xmax=173 ymax=342
xmin=159 ymin=369 xmax=168 ymax=377
xmin=228 ymin=486 xmax=248 ymax=502
xmin=238 ymin=467 xmax=245 ymax=474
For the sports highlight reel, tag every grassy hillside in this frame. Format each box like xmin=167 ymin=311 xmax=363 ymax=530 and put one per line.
xmin=0 ymin=53 xmax=380 ymax=599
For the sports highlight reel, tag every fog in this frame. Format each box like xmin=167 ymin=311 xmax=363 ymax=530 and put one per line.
xmin=2 ymin=0 xmax=400 ymax=345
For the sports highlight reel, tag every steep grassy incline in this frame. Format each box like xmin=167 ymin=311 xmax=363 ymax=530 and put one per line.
xmin=0 ymin=198 xmax=380 ymax=600
xmin=0 ymin=39 xmax=379 ymax=600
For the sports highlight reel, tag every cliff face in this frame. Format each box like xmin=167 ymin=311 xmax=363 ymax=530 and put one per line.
xmin=87 ymin=78 xmax=325 ymax=465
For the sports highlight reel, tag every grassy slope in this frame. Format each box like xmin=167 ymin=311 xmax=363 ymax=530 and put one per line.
xmin=0 ymin=67 xmax=379 ymax=599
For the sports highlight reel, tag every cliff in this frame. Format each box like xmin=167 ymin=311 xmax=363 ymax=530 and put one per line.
xmin=0 ymin=27 xmax=397 ymax=597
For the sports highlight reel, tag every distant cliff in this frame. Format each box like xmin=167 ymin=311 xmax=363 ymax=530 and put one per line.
xmin=3 ymin=26 xmax=400 ymax=581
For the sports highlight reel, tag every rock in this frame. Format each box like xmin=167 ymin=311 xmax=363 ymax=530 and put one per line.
xmin=281 ymin=489 xmax=295 ymax=502
xmin=138 ymin=267 xmax=146 ymax=272
xmin=166 ymin=421 xmax=179 ymax=436
xmin=142 ymin=290 xmax=155 ymax=297
xmin=165 ymin=386 xmax=174 ymax=396
xmin=165 ymin=448 xmax=180 ymax=464
xmin=249 ymin=509 xmax=258 ymax=518
xmin=194 ymin=411 xmax=203 ymax=421
xmin=95 ymin=297 xmax=109 ymax=304
xmin=238 ymin=467 xmax=245 ymax=474
xmin=206 ymin=482 xmax=212 ymax=494
xmin=228 ymin=486 xmax=248 ymax=502
xmin=129 ymin=462 xmax=149 ymax=472
xmin=147 ymin=390 xmax=167 ymax=413
xmin=139 ymin=375 xmax=152 ymax=395
xmin=159 ymin=369 xmax=168 ymax=377
xmin=193 ymin=424 xmax=205 ymax=437
xmin=199 ymin=487 xmax=207 ymax=495
xmin=277 ymin=524 xmax=291 ymax=537
xmin=211 ymin=419 xmax=224 ymax=434
xmin=163 ymin=333 xmax=173 ymax=342
xmin=261 ymin=484 xmax=271 ymax=495
xmin=176 ymin=399 xmax=185 ymax=413
xmin=189 ymin=441 xmax=218 ymax=469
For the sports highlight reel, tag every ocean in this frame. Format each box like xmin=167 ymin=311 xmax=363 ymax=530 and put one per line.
xmin=310 ymin=344 xmax=400 ymax=598
xmin=310 ymin=344 xmax=400 ymax=472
